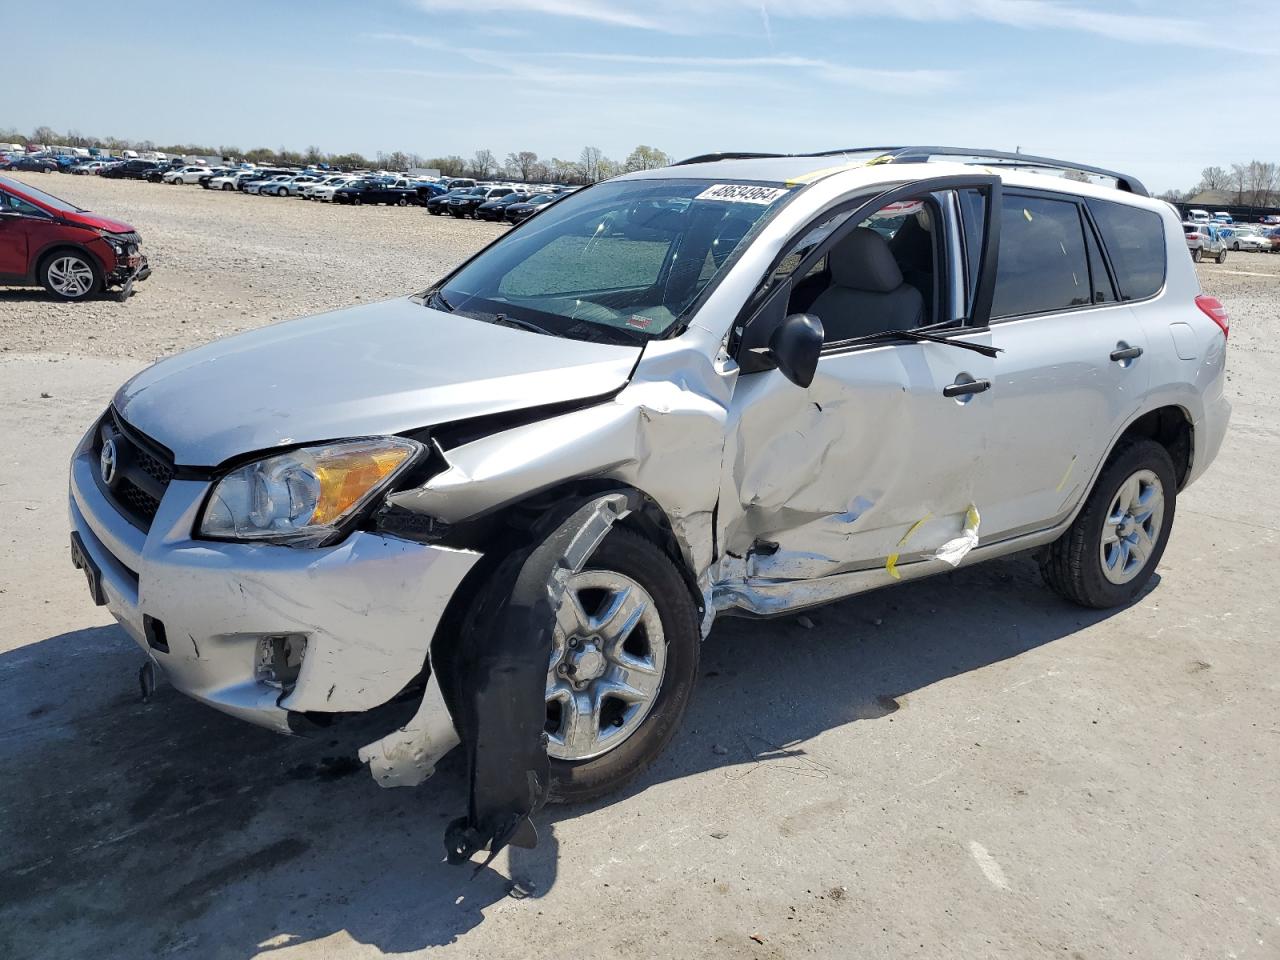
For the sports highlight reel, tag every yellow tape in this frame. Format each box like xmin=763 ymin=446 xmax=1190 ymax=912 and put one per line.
xmin=1055 ymin=455 xmax=1078 ymax=493
xmin=885 ymin=513 xmax=932 ymax=580
xmin=785 ymin=157 xmax=878 ymax=187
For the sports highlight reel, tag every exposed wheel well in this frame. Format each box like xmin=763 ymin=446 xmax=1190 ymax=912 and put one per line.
xmin=424 ymin=480 xmax=703 ymax=678
xmin=1112 ymin=406 xmax=1193 ymax=489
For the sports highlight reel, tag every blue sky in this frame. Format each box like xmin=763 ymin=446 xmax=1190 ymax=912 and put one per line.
xmin=5 ymin=0 xmax=1277 ymax=191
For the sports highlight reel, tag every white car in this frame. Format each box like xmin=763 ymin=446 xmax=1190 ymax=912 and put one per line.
xmin=162 ymin=165 xmax=211 ymax=185
xmin=207 ymin=170 xmax=255 ymax=191
xmin=243 ymin=174 xmax=293 ymax=195
xmin=309 ymin=179 xmax=357 ymax=201
xmin=301 ymin=175 xmax=354 ymax=199
xmin=1224 ymin=228 xmax=1270 ymax=253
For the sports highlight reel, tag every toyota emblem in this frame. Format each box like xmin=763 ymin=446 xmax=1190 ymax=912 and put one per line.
xmin=100 ymin=437 xmax=118 ymax=486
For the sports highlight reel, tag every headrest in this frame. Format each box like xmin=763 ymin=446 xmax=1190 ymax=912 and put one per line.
xmin=828 ymin=227 xmax=904 ymax=293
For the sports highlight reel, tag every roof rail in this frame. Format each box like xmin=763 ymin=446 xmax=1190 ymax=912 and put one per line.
xmin=673 ymin=151 xmax=787 ymax=166
xmin=805 ymin=145 xmax=1150 ymax=197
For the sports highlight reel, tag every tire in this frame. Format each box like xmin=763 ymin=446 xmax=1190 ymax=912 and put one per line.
xmin=1232 ymin=241 xmax=1241 ymax=251
xmin=397 ymin=197 xmax=408 ymax=206
xmin=1217 ymin=248 xmax=1227 ymax=264
xmin=537 ymin=527 xmax=700 ymax=803
xmin=1191 ymin=247 xmax=1202 ymax=262
xmin=39 ymin=249 xmax=102 ymax=301
xmin=1038 ymin=439 xmax=1177 ymax=609
xmin=221 ymin=182 xmax=233 ymax=191
xmin=352 ymin=196 xmax=362 ymax=206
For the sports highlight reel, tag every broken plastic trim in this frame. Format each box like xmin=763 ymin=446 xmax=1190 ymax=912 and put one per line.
xmin=439 ymin=493 xmax=631 ymax=870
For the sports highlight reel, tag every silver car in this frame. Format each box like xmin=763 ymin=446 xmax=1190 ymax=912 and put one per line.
xmin=68 ymin=146 xmax=1230 ymax=866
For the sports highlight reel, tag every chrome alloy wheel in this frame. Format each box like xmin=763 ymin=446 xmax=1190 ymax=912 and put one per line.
xmin=546 ymin=570 xmax=666 ymax=761
xmin=46 ymin=256 xmax=95 ymax=298
xmin=1100 ymin=468 xmax=1164 ymax=585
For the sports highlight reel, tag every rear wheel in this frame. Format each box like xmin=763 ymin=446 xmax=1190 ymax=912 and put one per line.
xmin=1191 ymin=247 xmax=1203 ymax=262
xmin=352 ymin=196 xmax=362 ymax=206
xmin=1039 ymin=439 xmax=1176 ymax=608
xmin=1217 ymin=248 xmax=1228 ymax=263
xmin=397 ymin=197 xmax=408 ymax=206
xmin=40 ymin=250 xmax=102 ymax=301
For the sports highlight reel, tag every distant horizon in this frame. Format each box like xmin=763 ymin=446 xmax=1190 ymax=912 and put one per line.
xmin=6 ymin=0 xmax=1279 ymax=195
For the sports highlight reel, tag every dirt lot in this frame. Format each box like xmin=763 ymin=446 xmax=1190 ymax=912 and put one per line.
xmin=1 ymin=173 xmax=1278 ymax=960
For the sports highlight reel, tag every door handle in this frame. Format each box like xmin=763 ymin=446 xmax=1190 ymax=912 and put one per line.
xmin=943 ymin=378 xmax=991 ymax=398
xmin=1110 ymin=345 xmax=1144 ymax=362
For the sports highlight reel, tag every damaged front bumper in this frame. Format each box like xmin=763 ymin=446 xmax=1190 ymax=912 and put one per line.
xmin=67 ymin=431 xmax=478 ymax=771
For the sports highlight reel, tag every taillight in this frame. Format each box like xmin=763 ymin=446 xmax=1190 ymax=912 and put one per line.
xmin=1196 ymin=294 xmax=1229 ymax=339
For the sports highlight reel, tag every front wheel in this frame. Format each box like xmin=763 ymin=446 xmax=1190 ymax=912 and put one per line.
xmin=221 ymin=182 xmax=233 ymax=191
xmin=397 ymin=197 xmax=408 ymax=206
xmin=40 ymin=251 xmax=102 ymax=301
xmin=1217 ymin=248 xmax=1228 ymax=263
xmin=1039 ymin=439 xmax=1176 ymax=608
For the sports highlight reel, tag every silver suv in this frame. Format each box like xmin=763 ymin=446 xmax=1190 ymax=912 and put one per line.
xmin=1184 ymin=221 xmax=1228 ymax=262
xmin=68 ymin=146 xmax=1231 ymax=865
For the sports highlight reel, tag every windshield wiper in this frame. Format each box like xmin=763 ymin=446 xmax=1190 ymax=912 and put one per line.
xmin=850 ymin=327 xmax=1003 ymax=358
xmin=488 ymin=312 xmax=557 ymax=336
xmin=425 ymin=289 xmax=454 ymax=312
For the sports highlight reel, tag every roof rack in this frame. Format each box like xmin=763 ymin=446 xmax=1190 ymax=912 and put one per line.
xmin=673 ymin=151 xmax=788 ymax=166
xmin=673 ymin=145 xmax=1149 ymax=197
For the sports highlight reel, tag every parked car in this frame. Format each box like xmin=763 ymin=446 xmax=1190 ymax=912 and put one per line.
xmin=300 ymin=175 xmax=353 ymax=199
xmin=308 ymin=178 xmax=357 ymax=202
xmin=243 ymin=174 xmax=293 ymax=195
xmin=504 ymin=191 xmax=559 ymax=223
xmin=448 ymin=185 xmax=518 ymax=218
xmin=1187 ymin=208 xmax=1210 ymax=222
xmin=1221 ymin=226 xmax=1270 ymax=252
xmin=70 ymin=161 xmax=112 ymax=176
xmin=425 ymin=187 xmax=478 ymax=215
xmin=12 ymin=156 xmax=58 ymax=173
xmin=1265 ymin=227 xmax=1280 ymax=253
xmin=1260 ymin=215 xmax=1280 ymax=226
xmin=1211 ymin=211 xmax=1233 ymax=223
xmin=66 ymin=147 xmax=1229 ymax=867
xmin=332 ymin=179 xmax=418 ymax=205
xmin=100 ymin=160 xmax=160 ymax=180
xmin=1184 ymin=222 xmax=1227 ymax=262
xmin=474 ymin=191 xmax=530 ymax=221
xmin=162 ymin=165 xmax=212 ymax=185
xmin=0 ymin=173 xmax=150 ymax=300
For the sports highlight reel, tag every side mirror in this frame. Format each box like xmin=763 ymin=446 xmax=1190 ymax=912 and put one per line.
xmin=767 ymin=313 xmax=824 ymax=388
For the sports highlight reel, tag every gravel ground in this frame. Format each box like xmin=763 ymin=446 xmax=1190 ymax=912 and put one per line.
xmin=1 ymin=171 xmax=1278 ymax=960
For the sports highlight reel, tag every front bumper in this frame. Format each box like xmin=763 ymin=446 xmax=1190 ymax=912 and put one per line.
xmin=67 ymin=424 xmax=480 ymax=735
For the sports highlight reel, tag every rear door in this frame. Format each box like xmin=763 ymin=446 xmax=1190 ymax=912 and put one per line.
xmin=976 ymin=190 xmax=1151 ymax=541
xmin=0 ymin=189 xmax=46 ymax=277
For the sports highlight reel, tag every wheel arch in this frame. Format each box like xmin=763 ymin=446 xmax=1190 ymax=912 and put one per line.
xmin=1107 ymin=404 xmax=1194 ymax=490
xmin=34 ymin=242 xmax=106 ymax=285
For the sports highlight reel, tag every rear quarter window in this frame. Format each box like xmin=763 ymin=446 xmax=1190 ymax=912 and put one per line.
xmin=1088 ymin=199 xmax=1166 ymax=300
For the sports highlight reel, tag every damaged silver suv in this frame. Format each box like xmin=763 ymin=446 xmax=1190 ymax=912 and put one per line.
xmin=69 ymin=147 xmax=1230 ymax=866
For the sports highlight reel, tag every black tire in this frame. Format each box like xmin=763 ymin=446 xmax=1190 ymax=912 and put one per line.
xmin=545 ymin=528 xmax=700 ymax=803
xmin=1217 ymin=248 xmax=1227 ymax=264
xmin=221 ymin=182 xmax=233 ymax=191
xmin=352 ymin=196 xmax=362 ymax=206
xmin=397 ymin=197 xmax=408 ymax=206
xmin=1039 ymin=439 xmax=1177 ymax=609
xmin=1232 ymin=241 xmax=1241 ymax=251
xmin=38 ymin=248 xmax=103 ymax=302
xmin=1191 ymin=247 xmax=1202 ymax=262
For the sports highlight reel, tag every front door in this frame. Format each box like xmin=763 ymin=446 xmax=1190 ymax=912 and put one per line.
xmin=717 ymin=176 xmax=1003 ymax=596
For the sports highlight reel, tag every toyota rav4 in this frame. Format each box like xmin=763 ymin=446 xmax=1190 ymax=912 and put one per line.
xmin=68 ymin=147 xmax=1230 ymax=866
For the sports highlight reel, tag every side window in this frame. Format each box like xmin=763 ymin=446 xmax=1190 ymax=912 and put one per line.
xmin=1 ymin=192 xmax=48 ymax=218
xmin=990 ymin=194 xmax=1091 ymax=319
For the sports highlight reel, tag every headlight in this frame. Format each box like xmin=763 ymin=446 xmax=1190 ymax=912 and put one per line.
xmin=199 ymin=437 xmax=421 ymax=545
xmin=101 ymin=234 xmax=127 ymax=254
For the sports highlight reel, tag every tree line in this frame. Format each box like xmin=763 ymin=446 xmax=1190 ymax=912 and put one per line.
xmin=1158 ymin=160 xmax=1280 ymax=208
xmin=2 ymin=125 xmax=671 ymax=184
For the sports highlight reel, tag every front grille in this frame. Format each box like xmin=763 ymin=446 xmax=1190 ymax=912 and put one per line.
xmin=107 ymin=230 xmax=141 ymax=246
xmin=92 ymin=411 xmax=176 ymax=533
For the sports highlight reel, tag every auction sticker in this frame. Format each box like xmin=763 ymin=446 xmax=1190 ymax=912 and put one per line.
xmin=696 ymin=183 xmax=790 ymax=205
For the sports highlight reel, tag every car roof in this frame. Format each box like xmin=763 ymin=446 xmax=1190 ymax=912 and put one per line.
xmin=617 ymin=156 xmax=1162 ymax=212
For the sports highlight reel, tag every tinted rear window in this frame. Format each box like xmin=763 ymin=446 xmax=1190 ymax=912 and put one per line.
xmin=1087 ymin=200 xmax=1166 ymax=300
xmin=991 ymin=195 xmax=1090 ymax=319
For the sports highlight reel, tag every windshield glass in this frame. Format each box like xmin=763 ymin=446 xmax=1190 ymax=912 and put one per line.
xmin=0 ymin=175 xmax=86 ymax=212
xmin=438 ymin=178 xmax=793 ymax=341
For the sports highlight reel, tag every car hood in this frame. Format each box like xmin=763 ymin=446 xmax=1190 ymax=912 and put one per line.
xmin=113 ymin=296 xmax=642 ymax=466
xmin=60 ymin=209 xmax=137 ymax=234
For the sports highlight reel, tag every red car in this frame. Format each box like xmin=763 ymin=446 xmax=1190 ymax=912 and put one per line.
xmin=0 ymin=174 xmax=150 ymax=300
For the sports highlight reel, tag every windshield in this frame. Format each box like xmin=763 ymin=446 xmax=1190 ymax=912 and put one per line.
xmin=437 ymin=178 xmax=793 ymax=341
xmin=0 ymin=175 xmax=86 ymax=212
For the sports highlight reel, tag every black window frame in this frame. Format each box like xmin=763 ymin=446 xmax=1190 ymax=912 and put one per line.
xmin=732 ymin=173 xmax=1002 ymax=370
